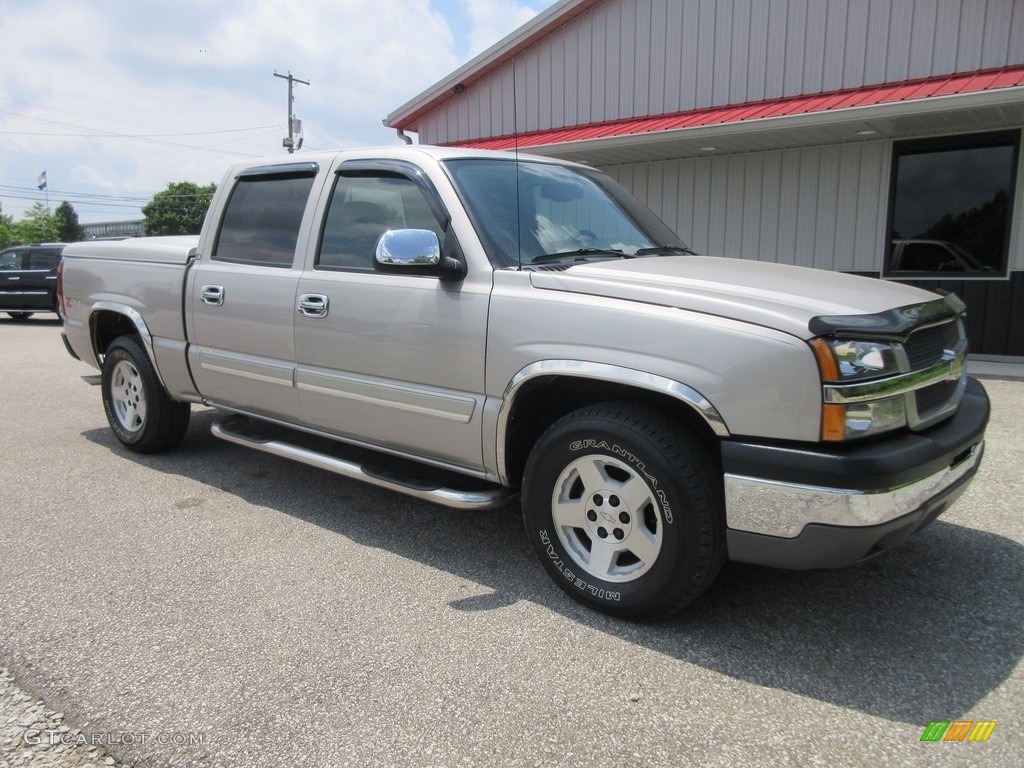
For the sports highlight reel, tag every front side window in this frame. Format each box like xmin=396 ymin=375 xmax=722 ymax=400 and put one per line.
xmin=317 ymin=171 xmax=444 ymax=270
xmin=887 ymin=131 xmax=1018 ymax=277
xmin=0 ymin=248 xmax=26 ymax=270
xmin=444 ymin=159 xmax=686 ymax=268
xmin=213 ymin=172 xmax=316 ymax=267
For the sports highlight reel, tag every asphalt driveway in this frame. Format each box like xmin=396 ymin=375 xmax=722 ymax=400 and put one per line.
xmin=1 ymin=317 xmax=1021 ymax=767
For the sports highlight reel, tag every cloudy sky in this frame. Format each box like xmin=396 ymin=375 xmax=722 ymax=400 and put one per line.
xmin=0 ymin=0 xmax=557 ymax=224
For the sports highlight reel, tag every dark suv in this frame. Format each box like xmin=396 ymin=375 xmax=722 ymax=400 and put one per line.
xmin=0 ymin=243 xmax=67 ymax=319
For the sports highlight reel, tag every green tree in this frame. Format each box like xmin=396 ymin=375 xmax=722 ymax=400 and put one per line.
xmin=55 ymin=200 xmax=85 ymax=242
xmin=0 ymin=213 xmax=16 ymax=248
xmin=142 ymin=181 xmax=216 ymax=235
xmin=13 ymin=203 xmax=60 ymax=243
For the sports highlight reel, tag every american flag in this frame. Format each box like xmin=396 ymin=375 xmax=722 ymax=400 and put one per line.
xmin=37 ymin=171 xmax=47 ymax=190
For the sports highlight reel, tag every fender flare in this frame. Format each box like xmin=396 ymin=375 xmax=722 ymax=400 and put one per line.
xmin=495 ymin=360 xmax=730 ymax=485
xmin=88 ymin=302 xmax=169 ymax=391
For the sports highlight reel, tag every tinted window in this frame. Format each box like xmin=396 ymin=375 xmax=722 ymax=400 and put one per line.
xmin=317 ymin=172 xmax=444 ymax=271
xmin=27 ymin=250 xmax=61 ymax=270
xmin=214 ymin=173 xmax=315 ymax=267
xmin=887 ymin=132 xmax=1017 ymax=277
xmin=0 ymin=248 xmax=26 ymax=270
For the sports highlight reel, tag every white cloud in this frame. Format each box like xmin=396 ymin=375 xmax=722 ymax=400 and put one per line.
xmin=0 ymin=0 xmax=554 ymax=224
xmin=462 ymin=0 xmax=552 ymax=58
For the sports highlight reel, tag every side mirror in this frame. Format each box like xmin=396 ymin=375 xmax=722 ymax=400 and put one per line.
xmin=376 ymin=228 xmax=441 ymax=266
xmin=375 ymin=229 xmax=465 ymax=280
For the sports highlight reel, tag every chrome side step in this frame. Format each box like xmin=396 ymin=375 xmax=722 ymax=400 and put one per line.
xmin=211 ymin=415 xmax=512 ymax=511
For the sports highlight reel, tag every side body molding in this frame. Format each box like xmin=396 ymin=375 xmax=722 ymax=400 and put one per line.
xmin=495 ymin=360 xmax=730 ymax=485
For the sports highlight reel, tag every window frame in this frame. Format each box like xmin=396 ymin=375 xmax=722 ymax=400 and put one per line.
xmin=211 ymin=162 xmax=319 ymax=269
xmin=314 ymin=159 xmax=451 ymax=274
xmin=884 ymin=130 xmax=1019 ymax=280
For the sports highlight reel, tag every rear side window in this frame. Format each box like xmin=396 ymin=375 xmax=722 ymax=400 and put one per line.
xmin=27 ymin=250 xmax=61 ymax=270
xmin=213 ymin=172 xmax=316 ymax=267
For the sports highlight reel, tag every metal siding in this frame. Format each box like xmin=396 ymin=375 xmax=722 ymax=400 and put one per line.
xmin=663 ymin=0 xmax=684 ymax=112
xmin=765 ymin=0 xmax=789 ymax=98
xmin=802 ymin=0 xmax=827 ymax=94
xmin=409 ymin=0 xmax=1024 ymax=145
xmin=739 ymin=155 xmax=762 ymax=259
xmin=813 ymin=146 xmax=841 ymax=271
xmin=605 ymin=143 xmax=892 ymax=270
xmin=854 ymin=142 xmax=890 ymax=273
xmin=725 ymin=155 xmax=747 ymax=257
xmin=982 ymin=0 xmax=1016 ymax=67
xmin=679 ymin=0 xmax=701 ymax=110
xmin=958 ymin=0 xmax=988 ymax=70
xmin=759 ymin=153 xmax=784 ymax=262
xmin=908 ymin=0 xmax=939 ymax=78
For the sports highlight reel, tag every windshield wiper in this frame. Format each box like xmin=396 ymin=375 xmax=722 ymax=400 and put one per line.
xmin=531 ymin=248 xmax=628 ymax=265
xmin=634 ymin=245 xmax=697 ymax=256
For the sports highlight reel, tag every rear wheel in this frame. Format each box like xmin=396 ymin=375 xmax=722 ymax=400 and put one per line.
xmin=522 ymin=402 xmax=725 ymax=620
xmin=101 ymin=336 xmax=191 ymax=453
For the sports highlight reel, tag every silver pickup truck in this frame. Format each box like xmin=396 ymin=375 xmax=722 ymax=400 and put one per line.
xmin=59 ymin=146 xmax=989 ymax=619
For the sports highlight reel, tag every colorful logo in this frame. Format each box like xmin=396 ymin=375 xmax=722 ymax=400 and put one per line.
xmin=920 ymin=720 xmax=997 ymax=742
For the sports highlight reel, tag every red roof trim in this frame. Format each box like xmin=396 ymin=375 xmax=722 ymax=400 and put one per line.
xmin=451 ymin=65 xmax=1024 ymax=152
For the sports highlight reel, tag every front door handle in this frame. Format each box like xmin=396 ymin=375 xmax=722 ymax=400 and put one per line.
xmin=297 ymin=294 xmax=329 ymax=318
xmin=201 ymin=285 xmax=224 ymax=306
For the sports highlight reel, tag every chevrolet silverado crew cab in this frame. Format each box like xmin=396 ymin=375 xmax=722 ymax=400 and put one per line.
xmin=58 ymin=146 xmax=989 ymax=619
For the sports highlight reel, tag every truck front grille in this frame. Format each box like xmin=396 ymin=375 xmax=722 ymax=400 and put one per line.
xmin=904 ymin=321 xmax=960 ymax=370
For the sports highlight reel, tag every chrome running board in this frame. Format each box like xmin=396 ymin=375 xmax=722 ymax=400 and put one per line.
xmin=211 ymin=415 xmax=512 ymax=511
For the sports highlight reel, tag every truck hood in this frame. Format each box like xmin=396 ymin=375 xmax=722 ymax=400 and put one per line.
xmin=529 ymin=255 xmax=943 ymax=339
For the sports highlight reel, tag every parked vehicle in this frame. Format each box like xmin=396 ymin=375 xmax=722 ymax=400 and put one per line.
xmin=0 ymin=242 xmax=67 ymax=319
xmin=58 ymin=147 xmax=988 ymax=619
xmin=889 ymin=239 xmax=994 ymax=274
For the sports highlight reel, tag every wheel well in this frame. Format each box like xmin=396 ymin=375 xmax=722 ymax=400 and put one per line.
xmin=503 ymin=376 xmax=722 ymax=488
xmin=91 ymin=310 xmax=141 ymax=358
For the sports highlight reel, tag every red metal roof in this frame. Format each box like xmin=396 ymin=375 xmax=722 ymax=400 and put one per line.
xmin=451 ymin=65 xmax=1024 ymax=151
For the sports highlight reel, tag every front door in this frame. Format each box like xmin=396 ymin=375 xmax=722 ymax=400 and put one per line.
xmin=293 ymin=163 xmax=490 ymax=471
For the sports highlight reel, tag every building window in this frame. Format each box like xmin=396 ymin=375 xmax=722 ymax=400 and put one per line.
xmin=886 ymin=131 xmax=1018 ymax=278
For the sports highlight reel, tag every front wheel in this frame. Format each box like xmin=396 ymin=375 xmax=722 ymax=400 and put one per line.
xmin=101 ymin=336 xmax=191 ymax=453
xmin=522 ymin=403 xmax=725 ymax=620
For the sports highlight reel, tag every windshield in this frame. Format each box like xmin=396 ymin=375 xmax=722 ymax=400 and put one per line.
xmin=444 ymin=158 xmax=687 ymax=268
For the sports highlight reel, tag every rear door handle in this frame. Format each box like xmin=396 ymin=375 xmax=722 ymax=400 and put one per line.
xmin=201 ymin=285 xmax=225 ymax=306
xmin=297 ymin=294 xmax=329 ymax=318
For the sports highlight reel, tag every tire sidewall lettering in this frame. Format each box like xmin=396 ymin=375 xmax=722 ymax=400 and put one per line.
xmin=568 ymin=437 xmax=674 ymax=524
xmin=539 ymin=529 xmax=622 ymax=602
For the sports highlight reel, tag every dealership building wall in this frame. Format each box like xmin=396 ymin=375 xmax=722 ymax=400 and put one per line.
xmin=388 ymin=0 xmax=1024 ymax=357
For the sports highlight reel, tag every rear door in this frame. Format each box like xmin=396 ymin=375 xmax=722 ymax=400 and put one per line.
xmin=292 ymin=160 xmax=490 ymax=470
xmin=186 ymin=162 xmax=322 ymax=421
xmin=22 ymin=247 xmax=62 ymax=310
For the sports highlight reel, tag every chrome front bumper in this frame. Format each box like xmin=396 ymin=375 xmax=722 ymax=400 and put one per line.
xmin=720 ymin=376 xmax=989 ymax=569
xmin=725 ymin=440 xmax=982 ymax=539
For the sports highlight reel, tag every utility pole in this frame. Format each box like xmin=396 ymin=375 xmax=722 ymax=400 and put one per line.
xmin=274 ymin=71 xmax=309 ymax=153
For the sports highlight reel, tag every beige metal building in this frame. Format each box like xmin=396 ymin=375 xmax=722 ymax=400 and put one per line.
xmin=387 ymin=0 xmax=1024 ymax=357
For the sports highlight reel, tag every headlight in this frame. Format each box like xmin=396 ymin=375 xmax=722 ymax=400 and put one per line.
xmin=810 ymin=338 xmax=907 ymax=441
xmin=811 ymin=338 xmax=902 ymax=382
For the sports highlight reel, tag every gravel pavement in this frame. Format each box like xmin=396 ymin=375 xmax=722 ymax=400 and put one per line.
xmin=1 ymin=317 xmax=1022 ymax=768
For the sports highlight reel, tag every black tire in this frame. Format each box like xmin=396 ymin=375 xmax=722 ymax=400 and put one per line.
xmin=7 ymin=312 xmax=33 ymax=320
xmin=522 ymin=402 xmax=725 ymax=620
xmin=101 ymin=336 xmax=191 ymax=454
